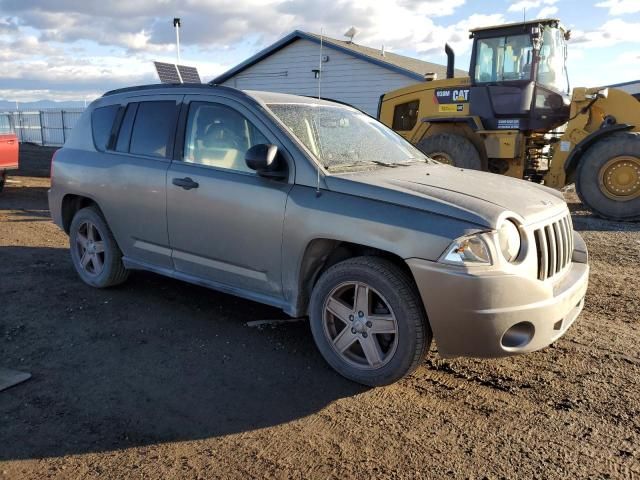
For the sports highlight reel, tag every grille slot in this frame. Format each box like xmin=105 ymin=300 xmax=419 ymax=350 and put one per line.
xmin=534 ymin=214 xmax=573 ymax=280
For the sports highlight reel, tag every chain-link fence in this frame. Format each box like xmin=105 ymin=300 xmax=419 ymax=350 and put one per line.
xmin=0 ymin=109 xmax=85 ymax=146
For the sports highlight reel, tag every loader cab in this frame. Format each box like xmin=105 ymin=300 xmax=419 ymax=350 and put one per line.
xmin=468 ymin=18 xmax=571 ymax=132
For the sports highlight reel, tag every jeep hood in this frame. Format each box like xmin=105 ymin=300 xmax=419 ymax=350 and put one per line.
xmin=325 ymin=163 xmax=567 ymax=228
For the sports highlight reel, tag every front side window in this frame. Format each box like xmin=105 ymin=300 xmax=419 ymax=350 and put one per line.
xmin=183 ymin=102 xmax=268 ymax=173
xmin=537 ymin=26 xmax=569 ymax=93
xmin=267 ymin=103 xmax=430 ymax=171
xmin=129 ymin=101 xmax=177 ymax=158
xmin=91 ymin=105 xmax=119 ymax=151
xmin=474 ymin=34 xmax=533 ymax=83
xmin=392 ymin=100 xmax=420 ymax=131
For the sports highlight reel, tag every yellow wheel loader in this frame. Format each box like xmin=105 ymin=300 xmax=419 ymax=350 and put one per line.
xmin=378 ymin=18 xmax=640 ymax=221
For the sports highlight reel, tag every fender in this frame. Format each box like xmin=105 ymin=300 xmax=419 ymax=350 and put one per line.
xmin=421 ymin=116 xmax=482 ymax=131
xmin=564 ymin=123 xmax=634 ymax=175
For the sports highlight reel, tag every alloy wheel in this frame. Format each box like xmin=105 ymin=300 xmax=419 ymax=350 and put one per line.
xmin=322 ymin=281 xmax=399 ymax=370
xmin=75 ymin=221 xmax=106 ymax=276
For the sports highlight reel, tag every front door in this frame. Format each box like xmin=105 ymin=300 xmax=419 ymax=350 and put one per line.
xmin=166 ymin=96 xmax=292 ymax=300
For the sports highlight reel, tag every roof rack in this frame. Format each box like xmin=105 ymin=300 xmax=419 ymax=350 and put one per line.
xmin=102 ymin=83 xmax=215 ymax=97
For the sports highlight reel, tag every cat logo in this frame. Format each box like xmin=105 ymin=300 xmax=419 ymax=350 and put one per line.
xmin=453 ymin=89 xmax=469 ymax=102
xmin=435 ymin=88 xmax=470 ymax=104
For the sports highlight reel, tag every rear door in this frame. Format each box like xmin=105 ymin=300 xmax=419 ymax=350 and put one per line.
xmin=166 ymin=94 xmax=293 ymax=299
xmin=98 ymin=95 xmax=182 ymax=269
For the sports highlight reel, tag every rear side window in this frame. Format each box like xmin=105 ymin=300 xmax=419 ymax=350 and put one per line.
xmin=392 ymin=100 xmax=419 ymax=131
xmin=91 ymin=105 xmax=119 ymax=151
xmin=129 ymin=101 xmax=177 ymax=158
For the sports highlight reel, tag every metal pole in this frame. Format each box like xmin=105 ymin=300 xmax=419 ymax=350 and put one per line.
xmin=61 ymin=110 xmax=66 ymax=144
xmin=173 ymin=18 xmax=181 ymax=64
xmin=39 ymin=111 xmax=44 ymax=146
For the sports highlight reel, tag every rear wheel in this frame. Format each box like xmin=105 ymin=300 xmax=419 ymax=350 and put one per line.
xmin=69 ymin=206 xmax=129 ymax=288
xmin=0 ymin=171 xmax=6 ymax=193
xmin=309 ymin=256 xmax=431 ymax=386
xmin=576 ymin=132 xmax=640 ymax=221
xmin=417 ymin=133 xmax=484 ymax=170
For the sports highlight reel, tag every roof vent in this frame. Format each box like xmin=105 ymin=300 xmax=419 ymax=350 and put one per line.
xmin=381 ymin=44 xmax=385 ymax=57
xmin=425 ymin=72 xmax=438 ymax=81
xmin=344 ymin=26 xmax=359 ymax=43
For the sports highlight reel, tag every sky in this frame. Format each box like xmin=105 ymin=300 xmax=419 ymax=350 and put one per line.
xmin=0 ymin=0 xmax=638 ymax=103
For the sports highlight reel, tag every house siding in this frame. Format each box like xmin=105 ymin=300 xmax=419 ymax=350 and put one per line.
xmin=221 ymin=39 xmax=421 ymax=115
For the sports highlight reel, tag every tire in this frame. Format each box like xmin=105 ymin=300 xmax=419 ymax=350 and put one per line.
xmin=576 ymin=132 xmax=640 ymax=221
xmin=69 ymin=206 xmax=129 ymax=288
xmin=309 ymin=256 xmax=431 ymax=386
xmin=417 ymin=133 xmax=484 ymax=170
xmin=0 ymin=171 xmax=6 ymax=193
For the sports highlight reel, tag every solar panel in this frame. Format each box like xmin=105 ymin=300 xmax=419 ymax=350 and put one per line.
xmin=154 ymin=61 xmax=181 ymax=84
xmin=177 ymin=64 xmax=201 ymax=84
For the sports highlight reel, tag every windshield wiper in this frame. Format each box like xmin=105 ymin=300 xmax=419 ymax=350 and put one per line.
xmin=327 ymin=160 xmax=408 ymax=170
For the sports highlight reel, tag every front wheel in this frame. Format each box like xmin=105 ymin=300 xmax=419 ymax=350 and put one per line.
xmin=417 ymin=133 xmax=484 ymax=170
xmin=576 ymin=132 xmax=640 ymax=221
xmin=309 ymin=256 xmax=431 ymax=386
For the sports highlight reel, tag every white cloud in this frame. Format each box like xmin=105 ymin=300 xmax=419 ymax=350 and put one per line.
xmin=537 ymin=5 xmax=558 ymax=17
xmin=595 ymin=0 xmax=640 ymax=15
xmin=0 ymin=0 xmax=474 ymax=102
xmin=507 ymin=0 xmax=556 ymax=13
xmin=0 ymin=0 xmax=467 ymax=52
xmin=571 ymin=19 xmax=640 ymax=48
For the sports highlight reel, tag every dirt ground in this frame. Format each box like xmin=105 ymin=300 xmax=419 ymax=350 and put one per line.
xmin=1 ymin=144 xmax=639 ymax=479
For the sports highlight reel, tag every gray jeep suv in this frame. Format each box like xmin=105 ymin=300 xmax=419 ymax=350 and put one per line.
xmin=49 ymin=84 xmax=589 ymax=386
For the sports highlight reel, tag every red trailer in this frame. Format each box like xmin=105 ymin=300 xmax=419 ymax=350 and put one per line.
xmin=0 ymin=131 xmax=18 ymax=192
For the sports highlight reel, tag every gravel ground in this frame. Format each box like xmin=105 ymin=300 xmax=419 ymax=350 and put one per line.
xmin=1 ymin=145 xmax=639 ymax=479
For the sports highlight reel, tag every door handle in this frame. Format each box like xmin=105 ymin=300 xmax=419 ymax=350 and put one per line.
xmin=172 ymin=177 xmax=199 ymax=190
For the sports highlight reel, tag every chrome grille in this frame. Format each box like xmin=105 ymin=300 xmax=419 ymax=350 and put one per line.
xmin=534 ymin=214 xmax=573 ymax=281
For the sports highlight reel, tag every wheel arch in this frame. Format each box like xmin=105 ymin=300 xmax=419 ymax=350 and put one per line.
xmin=61 ymin=194 xmax=103 ymax=234
xmin=564 ymin=123 xmax=634 ymax=182
xmin=294 ymin=238 xmax=417 ymax=317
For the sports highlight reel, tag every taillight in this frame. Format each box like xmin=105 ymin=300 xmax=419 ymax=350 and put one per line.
xmin=50 ymin=149 xmax=59 ymax=179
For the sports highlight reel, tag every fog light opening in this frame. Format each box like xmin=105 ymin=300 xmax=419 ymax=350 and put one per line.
xmin=501 ymin=321 xmax=535 ymax=349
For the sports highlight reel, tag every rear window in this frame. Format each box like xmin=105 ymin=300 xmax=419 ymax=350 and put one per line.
xmin=129 ymin=101 xmax=176 ymax=158
xmin=91 ymin=105 xmax=119 ymax=151
xmin=392 ymin=100 xmax=419 ymax=131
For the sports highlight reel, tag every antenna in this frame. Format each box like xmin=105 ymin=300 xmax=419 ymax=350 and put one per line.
xmin=344 ymin=26 xmax=358 ymax=43
xmin=316 ymin=27 xmax=324 ymax=196
xmin=173 ymin=17 xmax=181 ymax=64
xmin=318 ymin=28 xmax=323 ymax=99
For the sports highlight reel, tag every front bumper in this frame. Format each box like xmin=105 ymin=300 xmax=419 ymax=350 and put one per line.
xmin=407 ymin=233 xmax=589 ymax=358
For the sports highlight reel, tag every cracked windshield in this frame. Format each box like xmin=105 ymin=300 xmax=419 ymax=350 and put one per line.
xmin=267 ymin=103 xmax=431 ymax=171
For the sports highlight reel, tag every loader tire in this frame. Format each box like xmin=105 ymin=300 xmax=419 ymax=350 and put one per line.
xmin=576 ymin=132 xmax=640 ymax=221
xmin=417 ymin=133 xmax=484 ymax=170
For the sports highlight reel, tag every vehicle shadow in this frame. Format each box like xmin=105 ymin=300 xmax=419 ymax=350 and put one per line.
xmin=0 ymin=245 xmax=366 ymax=462
xmin=567 ymin=202 xmax=640 ymax=232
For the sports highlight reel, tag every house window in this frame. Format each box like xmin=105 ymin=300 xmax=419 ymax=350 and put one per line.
xmin=392 ymin=100 xmax=419 ymax=131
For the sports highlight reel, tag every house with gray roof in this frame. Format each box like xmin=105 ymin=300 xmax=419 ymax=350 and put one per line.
xmin=211 ymin=30 xmax=466 ymax=116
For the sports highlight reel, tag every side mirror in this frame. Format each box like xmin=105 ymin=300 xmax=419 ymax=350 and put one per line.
xmin=245 ymin=144 xmax=287 ymax=179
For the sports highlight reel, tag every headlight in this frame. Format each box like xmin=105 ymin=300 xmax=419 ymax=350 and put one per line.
xmin=441 ymin=234 xmax=492 ymax=266
xmin=498 ymin=220 xmax=522 ymax=262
